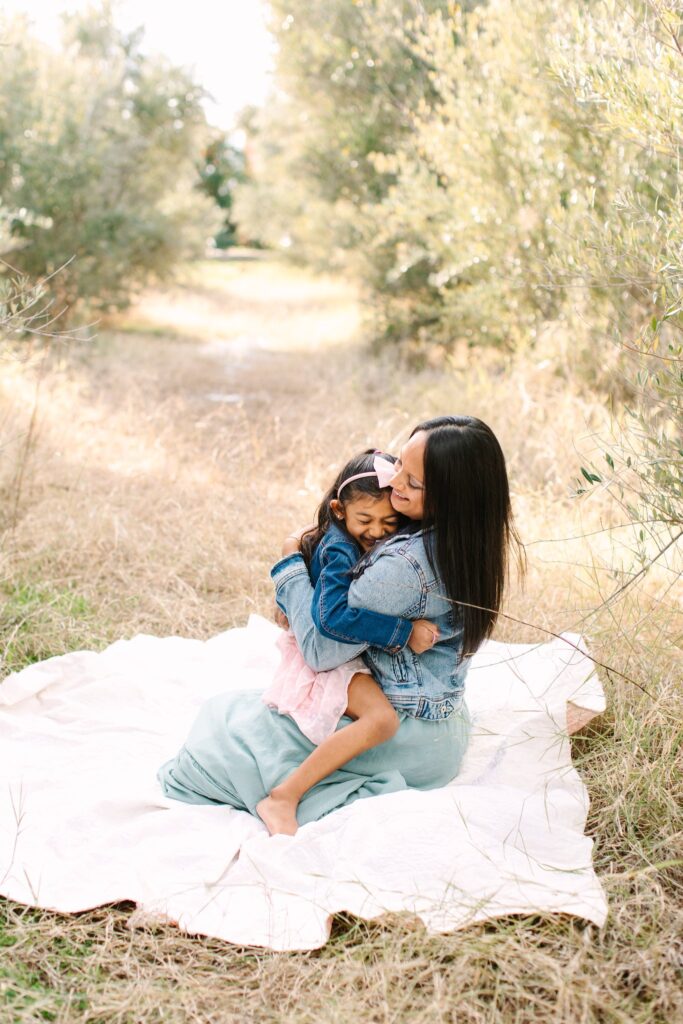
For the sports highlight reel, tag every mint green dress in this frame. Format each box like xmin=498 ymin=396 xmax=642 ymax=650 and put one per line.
xmin=158 ymin=691 xmax=470 ymax=826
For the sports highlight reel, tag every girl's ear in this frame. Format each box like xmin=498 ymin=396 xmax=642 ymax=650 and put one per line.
xmin=329 ymin=498 xmax=344 ymax=522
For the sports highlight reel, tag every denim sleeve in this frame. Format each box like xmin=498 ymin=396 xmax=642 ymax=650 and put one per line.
xmin=312 ymin=538 xmax=412 ymax=652
xmin=348 ymin=549 xmax=425 ymax=619
xmin=271 ymin=554 xmax=366 ymax=672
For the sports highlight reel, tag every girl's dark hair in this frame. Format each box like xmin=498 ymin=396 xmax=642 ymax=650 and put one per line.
xmin=412 ymin=415 xmax=524 ymax=658
xmin=300 ymin=449 xmax=400 ymax=569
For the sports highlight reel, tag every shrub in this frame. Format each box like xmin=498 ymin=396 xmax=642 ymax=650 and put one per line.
xmin=554 ymin=0 xmax=682 ymax=560
xmin=0 ymin=6 xmax=220 ymax=322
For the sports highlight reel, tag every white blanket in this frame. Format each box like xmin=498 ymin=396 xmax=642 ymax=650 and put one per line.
xmin=0 ymin=615 xmax=607 ymax=951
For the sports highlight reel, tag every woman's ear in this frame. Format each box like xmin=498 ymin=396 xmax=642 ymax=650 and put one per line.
xmin=330 ymin=499 xmax=344 ymax=522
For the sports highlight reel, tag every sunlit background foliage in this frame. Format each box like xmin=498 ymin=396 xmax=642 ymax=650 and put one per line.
xmin=235 ymin=0 xmax=682 ymax=559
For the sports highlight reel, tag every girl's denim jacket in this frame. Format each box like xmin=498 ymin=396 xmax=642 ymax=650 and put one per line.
xmin=306 ymin=523 xmax=413 ymax=652
xmin=271 ymin=527 xmax=467 ymax=721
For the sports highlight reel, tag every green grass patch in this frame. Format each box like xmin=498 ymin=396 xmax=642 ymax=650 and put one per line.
xmin=0 ymin=958 xmax=90 ymax=1022
xmin=1 ymin=579 xmax=97 ymax=676
xmin=0 ymin=905 xmax=93 ymax=1021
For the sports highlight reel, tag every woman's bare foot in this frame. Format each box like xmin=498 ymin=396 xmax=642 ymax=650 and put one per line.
xmin=256 ymin=792 xmax=299 ymax=836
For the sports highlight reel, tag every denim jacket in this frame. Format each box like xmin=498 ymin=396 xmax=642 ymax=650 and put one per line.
xmin=308 ymin=524 xmax=412 ymax=652
xmin=271 ymin=528 xmax=467 ymax=721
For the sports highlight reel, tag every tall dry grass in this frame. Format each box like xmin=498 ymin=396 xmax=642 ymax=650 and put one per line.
xmin=1 ymin=259 xmax=681 ymax=1023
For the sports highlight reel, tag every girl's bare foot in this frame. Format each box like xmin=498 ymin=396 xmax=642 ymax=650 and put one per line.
xmin=256 ymin=793 xmax=299 ymax=836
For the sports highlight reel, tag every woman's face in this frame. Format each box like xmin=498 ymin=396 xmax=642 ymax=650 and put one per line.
xmin=388 ymin=431 xmax=427 ymax=519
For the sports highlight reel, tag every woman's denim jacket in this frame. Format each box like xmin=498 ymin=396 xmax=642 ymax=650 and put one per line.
xmin=271 ymin=527 xmax=467 ymax=721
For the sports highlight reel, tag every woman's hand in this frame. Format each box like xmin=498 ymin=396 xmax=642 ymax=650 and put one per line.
xmin=280 ymin=523 xmax=314 ymax=557
xmin=281 ymin=536 xmax=302 ymax=557
xmin=274 ymin=604 xmax=290 ymax=630
xmin=407 ymin=619 xmax=439 ymax=654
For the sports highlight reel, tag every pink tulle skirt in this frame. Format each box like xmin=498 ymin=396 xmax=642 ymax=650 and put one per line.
xmin=261 ymin=630 xmax=370 ymax=745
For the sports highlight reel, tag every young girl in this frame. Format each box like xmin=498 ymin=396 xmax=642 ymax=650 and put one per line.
xmin=257 ymin=450 xmax=438 ymax=836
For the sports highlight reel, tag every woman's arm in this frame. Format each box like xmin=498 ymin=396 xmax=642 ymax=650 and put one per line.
xmin=271 ymin=554 xmax=366 ymax=672
xmin=313 ymin=538 xmax=412 ymax=652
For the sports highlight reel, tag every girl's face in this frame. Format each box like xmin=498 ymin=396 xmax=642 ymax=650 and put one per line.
xmin=388 ymin=432 xmax=427 ymax=520
xmin=331 ymin=493 xmax=401 ymax=552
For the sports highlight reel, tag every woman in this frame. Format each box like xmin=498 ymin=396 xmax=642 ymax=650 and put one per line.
xmin=157 ymin=415 xmax=520 ymax=827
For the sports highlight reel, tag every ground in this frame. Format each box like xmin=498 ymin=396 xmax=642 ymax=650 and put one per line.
xmin=0 ymin=259 xmax=680 ymax=1023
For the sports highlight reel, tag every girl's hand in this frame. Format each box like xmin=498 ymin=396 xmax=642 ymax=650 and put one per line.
xmin=408 ymin=619 xmax=439 ymax=654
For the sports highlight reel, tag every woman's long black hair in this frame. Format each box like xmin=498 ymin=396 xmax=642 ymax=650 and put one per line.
xmin=413 ymin=415 xmax=524 ymax=658
xmin=299 ymin=449 xmax=401 ymax=570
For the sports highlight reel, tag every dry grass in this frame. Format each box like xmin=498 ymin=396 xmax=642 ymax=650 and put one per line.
xmin=1 ymin=258 xmax=681 ymax=1023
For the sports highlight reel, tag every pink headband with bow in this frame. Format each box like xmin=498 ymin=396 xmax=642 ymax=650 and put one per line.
xmin=337 ymin=454 xmax=396 ymax=498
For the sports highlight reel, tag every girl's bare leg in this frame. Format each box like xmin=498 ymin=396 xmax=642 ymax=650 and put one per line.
xmin=256 ymin=673 xmax=399 ymax=836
